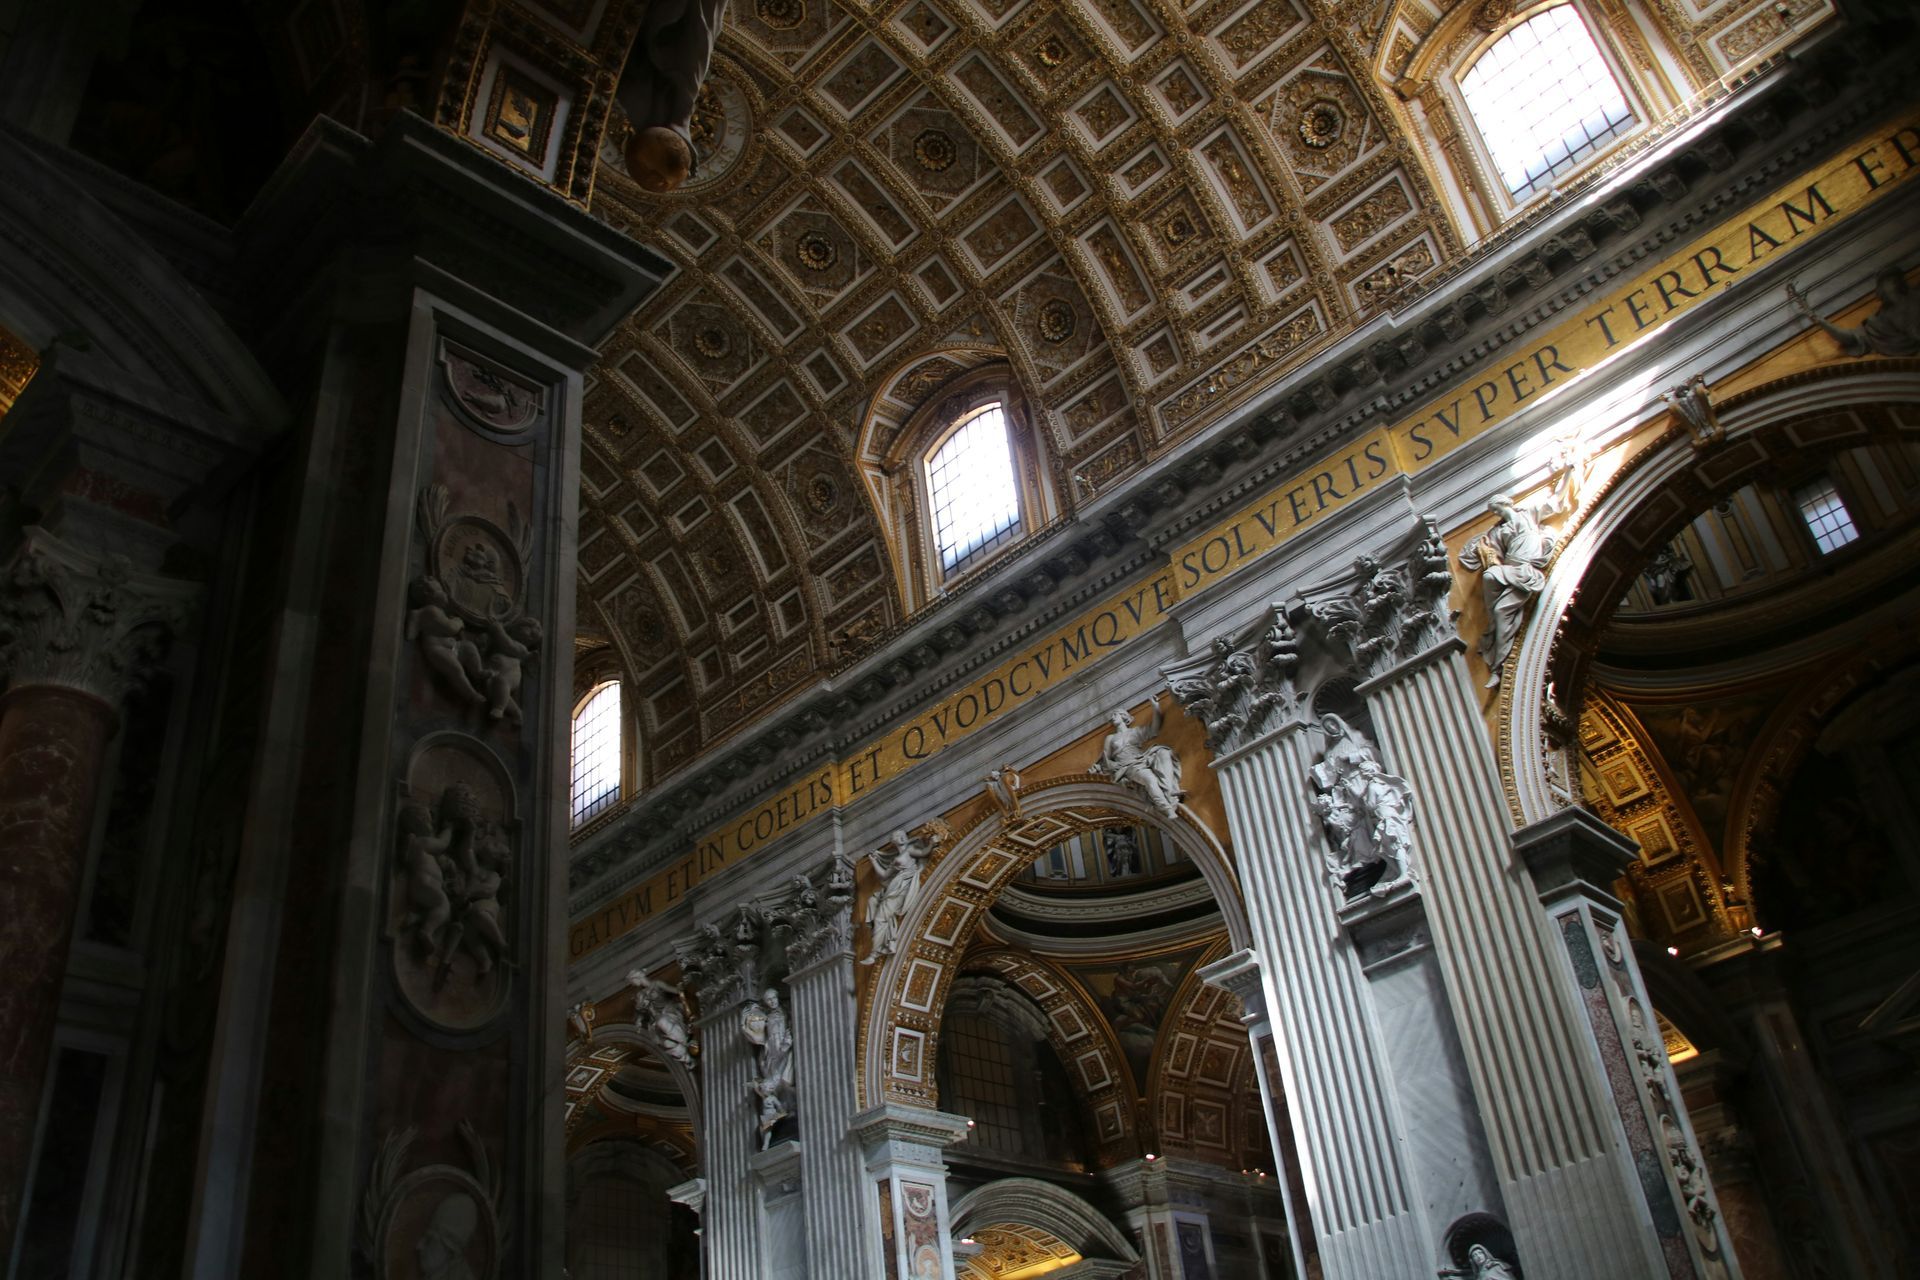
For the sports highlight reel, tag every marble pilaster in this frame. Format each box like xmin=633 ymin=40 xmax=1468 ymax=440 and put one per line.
xmin=1196 ymin=949 xmax=1315 ymax=1280
xmin=1208 ymin=719 xmax=1430 ymax=1277
xmin=851 ymin=1103 xmax=970 ymax=1280
xmin=667 ymin=1177 xmax=708 ymax=1280
xmin=1367 ymin=644 xmax=1672 ymax=1276
xmin=750 ymin=1140 xmax=809 ymax=1280
xmin=1511 ymin=805 xmax=1743 ymax=1278
xmin=783 ymin=859 xmax=878 ymax=1279
xmin=169 ymin=114 xmax=663 ymax=1277
xmin=681 ymin=925 xmax=771 ymax=1280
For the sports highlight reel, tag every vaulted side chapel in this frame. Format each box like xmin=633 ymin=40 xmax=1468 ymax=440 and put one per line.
xmin=0 ymin=1 xmax=1916 ymax=1277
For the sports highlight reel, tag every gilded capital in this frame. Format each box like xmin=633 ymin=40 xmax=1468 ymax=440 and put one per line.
xmin=0 ymin=527 xmax=198 ymax=704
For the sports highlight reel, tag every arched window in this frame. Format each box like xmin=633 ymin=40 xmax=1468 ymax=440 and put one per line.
xmin=926 ymin=402 xmax=1023 ymax=577
xmin=571 ymin=681 xmax=623 ymax=828
xmin=1459 ymin=4 xmax=1636 ymax=201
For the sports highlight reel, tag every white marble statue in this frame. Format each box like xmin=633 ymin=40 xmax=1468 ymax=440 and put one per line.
xmin=1309 ymin=714 xmax=1417 ymax=897
xmin=1439 ymin=1243 xmax=1519 ymax=1279
xmin=740 ymin=988 xmax=795 ymax=1149
xmin=627 ymin=969 xmax=694 ymax=1069
xmin=1090 ymin=697 xmax=1185 ymax=817
xmin=862 ymin=824 xmax=943 ymax=965
xmin=1457 ymin=493 xmax=1561 ymax=688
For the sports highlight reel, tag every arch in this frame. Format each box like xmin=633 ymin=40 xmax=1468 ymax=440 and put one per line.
xmin=565 ymin=1021 xmax=704 ymax=1154
xmin=1502 ymin=362 xmax=1920 ymax=826
xmin=0 ymin=130 xmax=283 ymax=433
xmin=957 ymin=949 xmax=1141 ymax=1161
xmin=860 ymin=775 xmax=1251 ymax=1111
xmin=949 ymin=1178 xmax=1141 ymax=1267
xmin=854 ymin=350 xmax=1063 ymax=611
xmin=1145 ymin=936 xmax=1268 ymax=1165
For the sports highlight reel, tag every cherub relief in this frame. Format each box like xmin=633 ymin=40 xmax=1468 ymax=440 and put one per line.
xmin=397 ymin=800 xmax=457 ymax=956
xmin=406 ymin=576 xmax=484 ymax=704
xmin=475 ymin=613 xmax=541 ymax=725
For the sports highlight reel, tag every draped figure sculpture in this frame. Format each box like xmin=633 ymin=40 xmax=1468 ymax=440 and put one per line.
xmin=615 ymin=0 xmax=727 ymax=191
xmin=1457 ymin=493 xmax=1560 ymax=688
xmin=1787 ymin=268 xmax=1920 ymax=358
xmin=740 ymin=988 xmax=795 ymax=1149
xmin=1091 ymin=697 xmax=1185 ymax=818
xmin=862 ymin=824 xmax=946 ymax=965
xmin=627 ymin=968 xmax=694 ymax=1069
xmin=1309 ymin=713 xmax=1418 ymax=898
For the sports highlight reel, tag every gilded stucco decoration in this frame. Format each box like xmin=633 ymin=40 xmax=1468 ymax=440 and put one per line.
xmin=561 ymin=0 xmax=1475 ymax=779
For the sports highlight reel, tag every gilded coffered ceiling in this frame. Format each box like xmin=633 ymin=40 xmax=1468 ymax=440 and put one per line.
xmin=573 ymin=0 xmax=1466 ymax=779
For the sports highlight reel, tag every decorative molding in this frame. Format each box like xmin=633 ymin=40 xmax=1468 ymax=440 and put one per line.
xmin=0 ymin=525 xmax=197 ymax=703
xmin=1166 ymin=606 xmax=1304 ymax=756
xmin=1301 ymin=516 xmax=1456 ymax=683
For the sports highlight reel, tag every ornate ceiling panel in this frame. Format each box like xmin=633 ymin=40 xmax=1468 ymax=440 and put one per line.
xmin=576 ymin=0 xmax=1465 ymax=776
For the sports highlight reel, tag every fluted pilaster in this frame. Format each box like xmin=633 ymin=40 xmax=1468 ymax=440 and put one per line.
xmin=1364 ymin=643 xmax=1662 ymax=1276
xmin=1214 ymin=721 xmax=1429 ymax=1277
xmin=694 ymin=998 xmax=763 ymax=1277
xmin=790 ymin=941 xmax=874 ymax=1278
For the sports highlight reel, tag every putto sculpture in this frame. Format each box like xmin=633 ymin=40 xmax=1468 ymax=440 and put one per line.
xmin=1308 ymin=714 xmax=1417 ymax=899
xmin=1091 ymin=697 xmax=1186 ymax=817
xmin=862 ymin=823 xmax=948 ymax=966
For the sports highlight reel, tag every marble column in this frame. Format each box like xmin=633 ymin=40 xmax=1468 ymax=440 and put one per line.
xmin=851 ymin=1104 xmax=970 ymax=1280
xmin=781 ymin=857 xmax=879 ymax=1279
xmin=0 ymin=528 xmax=193 ymax=1253
xmin=1511 ymin=802 xmax=1741 ymax=1278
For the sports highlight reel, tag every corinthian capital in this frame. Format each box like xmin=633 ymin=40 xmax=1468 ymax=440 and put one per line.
xmin=0 ymin=527 xmax=198 ymax=703
xmin=775 ymin=855 xmax=857 ymax=971
xmin=1302 ymin=516 xmax=1456 ymax=682
xmin=1164 ymin=604 xmax=1305 ymax=757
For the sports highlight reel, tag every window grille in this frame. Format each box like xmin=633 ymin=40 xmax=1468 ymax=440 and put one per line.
xmin=571 ymin=682 xmax=622 ymax=827
xmin=944 ymin=1013 xmax=1025 ymax=1156
xmin=927 ymin=404 xmax=1022 ymax=576
xmin=1793 ymin=476 xmax=1859 ymax=554
xmin=1460 ymin=5 xmax=1636 ymax=199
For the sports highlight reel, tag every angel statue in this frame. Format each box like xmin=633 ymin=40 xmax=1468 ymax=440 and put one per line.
xmin=1091 ymin=697 xmax=1186 ymax=818
xmin=1457 ymin=491 xmax=1563 ymax=688
xmin=1309 ymin=714 xmax=1418 ymax=898
xmin=740 ymin=988 xmax=795 ymax=1149
xmin=862 ymin=824 xmax=946 ymax=965
xmin=627 ymin=969 xmax=694 ymax=1069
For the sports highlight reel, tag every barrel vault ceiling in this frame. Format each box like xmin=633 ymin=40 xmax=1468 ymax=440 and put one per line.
xmin=575 ymin=0 xmax=1486 ymax=779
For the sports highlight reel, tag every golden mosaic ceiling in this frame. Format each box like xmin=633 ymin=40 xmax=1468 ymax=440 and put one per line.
xmin=575 ymin=0 xmax=1466 ymax=776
